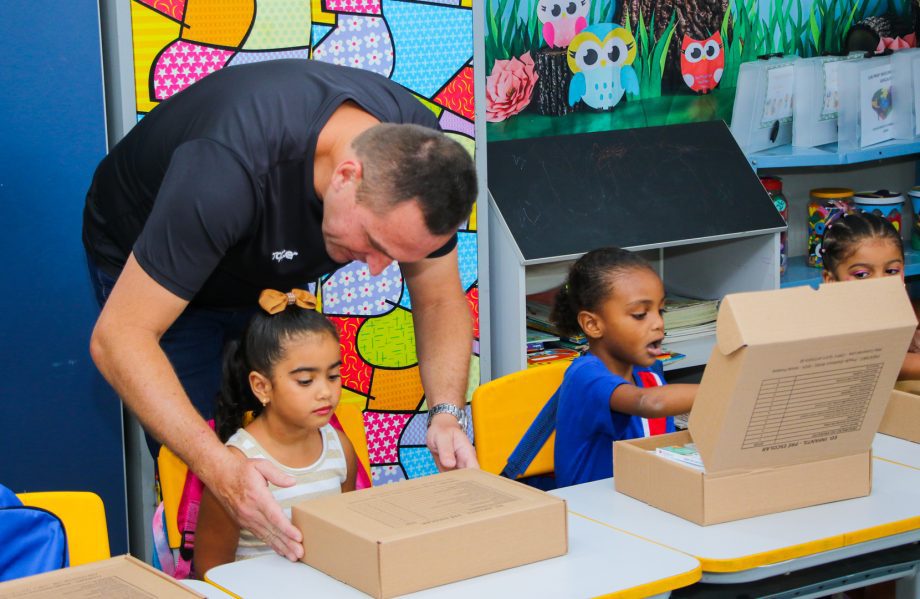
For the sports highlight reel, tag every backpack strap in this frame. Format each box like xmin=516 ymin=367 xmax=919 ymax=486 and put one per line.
xmin=500 ymin=389 xmax=560 ymax=480
xmin=151 ymin=420 xmax=213 ymax=580
xmin=635 ymin=363 xmax=668 ymax=436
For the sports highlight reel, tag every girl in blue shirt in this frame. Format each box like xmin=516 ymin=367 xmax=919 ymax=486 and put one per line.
xmin=551 ymin=247 xmax=698 ymax=487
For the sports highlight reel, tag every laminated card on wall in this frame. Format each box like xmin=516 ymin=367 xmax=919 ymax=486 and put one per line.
xmin=891 ymin=48 xmax=920 ymax=140
xmin=793 ymin=53 xmax=863 ymax=148
xmin=839 ymin=54 xmax=896 ymax=150
xmin=614 ymin=276 xmax=916 ymax=525
xmin=731 ymin=56 xmax=800 ymax=154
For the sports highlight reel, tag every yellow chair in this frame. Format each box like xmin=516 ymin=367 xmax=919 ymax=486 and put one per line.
xmin=471 ymin=362 xmax=570 ymax=478
xmin=17 ymin=491 xmax=110 ymax=566
xmin=157 ymin=404 xmax=372 ymax=549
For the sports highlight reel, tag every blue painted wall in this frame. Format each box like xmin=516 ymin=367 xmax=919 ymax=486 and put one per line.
xmin=0 ymin=3 xmax=128 ymax=554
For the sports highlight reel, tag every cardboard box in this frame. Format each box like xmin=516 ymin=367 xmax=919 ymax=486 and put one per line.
xmin=880 ymin=385 xmax=920 ymax=443
xmin=0 ymin=555 xmax=203 ymax=598
xmin=615 ymin=277 xmax=916 ymax=525
xmin=292 ymin=468 xmax=567 ymax=598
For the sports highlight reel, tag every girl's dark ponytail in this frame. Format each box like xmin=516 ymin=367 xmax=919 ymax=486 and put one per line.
xmin=215 ymin=338 xmax=263 ymax=443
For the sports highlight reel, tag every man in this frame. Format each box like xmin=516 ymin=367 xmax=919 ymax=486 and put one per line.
xmin=84 ymin=59 xmax=478 ymax=562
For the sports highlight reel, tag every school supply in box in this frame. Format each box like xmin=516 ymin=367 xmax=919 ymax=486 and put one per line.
xmin=730 ymin=55 xmax=800 ymax=153
xmin=0 ymin=555 xmax=203 ymax=598
xmin=654 ymin=444 xmax=704 ymax=470
xmin=292 ymin=468 xmax=567 ymax=599
xmin=880 ymin=384 xmax=920 ymax=443
xmin=615 ymin=277 xmax=917 ymax=525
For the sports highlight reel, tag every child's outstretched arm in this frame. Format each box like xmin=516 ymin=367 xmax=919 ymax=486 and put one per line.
xmin=336 ymin=429 xmax=358 ymax=492
xmin=194 ymin=484 xmax=241 ymax=577
xmin=899 ymin=352 xmax=920 ymax=380
xmin=609 ymin=383 xmax=697 ymax=419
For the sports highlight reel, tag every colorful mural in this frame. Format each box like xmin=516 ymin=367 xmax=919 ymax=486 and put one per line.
xmin=484 ymin=0 xmax=913 ymax=141
xmin=128 ymin=0 xmax=476 ymax=484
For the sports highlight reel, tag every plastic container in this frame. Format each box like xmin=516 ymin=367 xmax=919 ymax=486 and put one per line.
xmin=852 ymin=190 xmax=904 ymax=233
xmin=760 ymin=176 xmax=788 ymax=273
xmin=909 ymin=187 xmax=920 ymax=250
xmin=808 ymin=187 xmax=854 ymax=268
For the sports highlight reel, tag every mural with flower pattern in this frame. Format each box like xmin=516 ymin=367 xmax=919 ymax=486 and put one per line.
xmin=127 ymin=0 xmax=476 ymax=484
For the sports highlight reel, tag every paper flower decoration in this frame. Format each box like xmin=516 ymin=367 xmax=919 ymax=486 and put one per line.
xmin=876 ymin=33 xmax=917 ymax=52
xmin=486 ymin=53 xmax=538 ymax=122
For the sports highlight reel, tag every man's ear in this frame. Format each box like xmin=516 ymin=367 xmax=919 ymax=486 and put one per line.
xmin=249 ymin=371 xmax=272 ymax=406
xmin=577 ymin=310 xmax=603 ymax=340
xmin=333 ymin=160 xmax=361 ymax=189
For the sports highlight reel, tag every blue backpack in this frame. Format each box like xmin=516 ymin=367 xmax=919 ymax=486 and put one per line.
xmin=0 ymin=484 xmax=68 ymax=582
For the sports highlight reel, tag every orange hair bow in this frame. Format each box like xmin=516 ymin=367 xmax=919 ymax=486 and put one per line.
xmin=258 ymin=288 xmax=317 ymax=315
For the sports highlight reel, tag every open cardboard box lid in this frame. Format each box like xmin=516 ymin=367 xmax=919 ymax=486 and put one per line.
xmin=687 ymin=276 xmax=916 ymax=475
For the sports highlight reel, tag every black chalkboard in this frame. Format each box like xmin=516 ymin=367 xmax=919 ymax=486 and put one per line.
xmin=487 ymin=121 xmax=786 ymax=262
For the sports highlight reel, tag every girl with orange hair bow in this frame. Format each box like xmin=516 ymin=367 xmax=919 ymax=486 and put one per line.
xmin=194 ymin=289 xmax=357 ymax=576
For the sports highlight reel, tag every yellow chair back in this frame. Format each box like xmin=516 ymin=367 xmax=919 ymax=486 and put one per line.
xmin=471 ymin=362 xmax=569 ymax=478
xmin=17 ymin=491 xmax=110 ymax=566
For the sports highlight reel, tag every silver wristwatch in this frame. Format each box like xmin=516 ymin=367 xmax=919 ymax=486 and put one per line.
xmin=426 ymin=403 xmax=469 ymax=430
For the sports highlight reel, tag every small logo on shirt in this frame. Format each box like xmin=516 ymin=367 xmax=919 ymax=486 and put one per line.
xmin=272 ymin=249 xmax=299 ymax=262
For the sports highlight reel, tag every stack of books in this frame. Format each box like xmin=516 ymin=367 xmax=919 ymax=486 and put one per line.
xmin=526 ymin=301 xmax=587 ymax=344
xmin=525 ymin=300 xmax=588 ymax=365
xmin=526 ymin=328 xmax=559 ymax=352
xmin=663 ymin=294 xmax=719 ymax=342
xmin=654 ymin=443 xmax=704 ymax=471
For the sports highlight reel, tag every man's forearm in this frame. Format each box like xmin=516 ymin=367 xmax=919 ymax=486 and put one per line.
xmin=412 ymin=296 xmax=473 ymax=411
xmin=90 ymin=324 xmax=226 ymax=482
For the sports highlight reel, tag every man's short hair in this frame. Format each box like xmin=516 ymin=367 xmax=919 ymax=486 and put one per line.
xmin=352 ymin=124 xmax=477 ymax=235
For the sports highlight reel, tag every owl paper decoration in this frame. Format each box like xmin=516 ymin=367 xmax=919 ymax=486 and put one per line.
xmin=537 ymin=0 xmax=590 ymax=48
xmin=567 ymin=23 xmax=639 ymax=110
xmin=680 ymin=33 xmax=725 ymax=94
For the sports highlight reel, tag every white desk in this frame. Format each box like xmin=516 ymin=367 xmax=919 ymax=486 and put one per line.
xmin=552 ymin=459 xmax=920 ymax=585
xmin=205 ymin=512 xmax=701 ymax=598
xmin=874 ymin=433 xmax=920 ymax=470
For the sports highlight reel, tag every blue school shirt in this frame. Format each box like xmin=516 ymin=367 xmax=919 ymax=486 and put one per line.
xmin=554 ymin=353 xmax=675 ymax=487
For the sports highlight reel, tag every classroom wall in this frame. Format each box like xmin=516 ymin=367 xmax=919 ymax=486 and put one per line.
xmin=0 ymin=2 xmax=128 ymax=554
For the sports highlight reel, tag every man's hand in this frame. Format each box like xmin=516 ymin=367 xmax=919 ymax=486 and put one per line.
xmin=210 ymin=449 xmax=304 ymax=561
xmin=426 ymin=412 xmax=479 ymax=470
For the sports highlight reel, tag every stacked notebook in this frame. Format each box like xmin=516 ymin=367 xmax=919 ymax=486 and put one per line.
xmin=663 ymin=295 xmax=719 ymax=341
